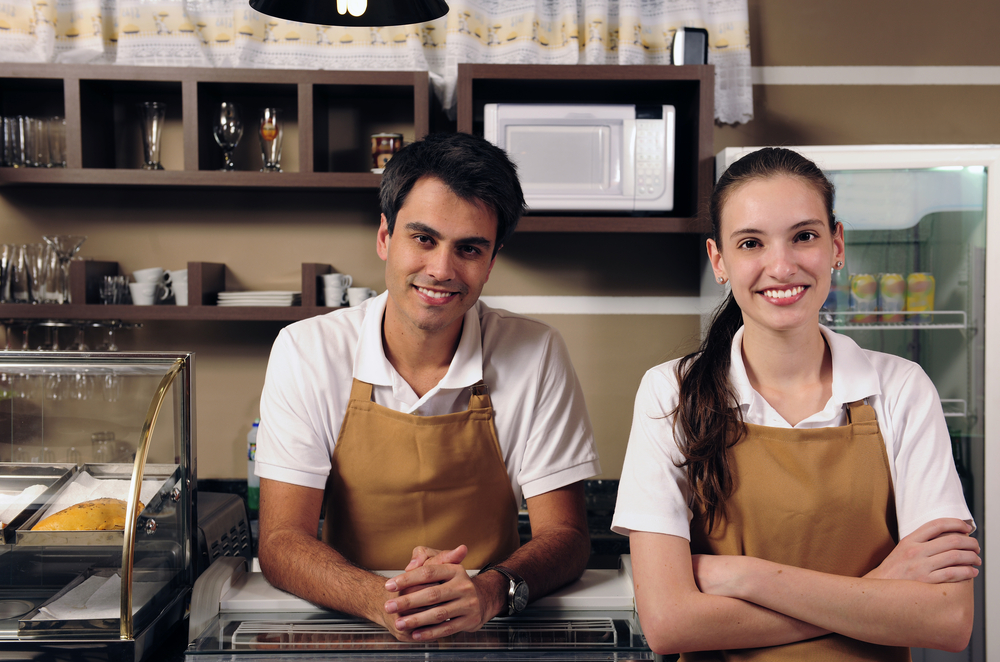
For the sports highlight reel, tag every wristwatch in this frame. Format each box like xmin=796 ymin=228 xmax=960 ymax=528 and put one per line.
xmin=482 ymin=563 xmax=529 ymax=616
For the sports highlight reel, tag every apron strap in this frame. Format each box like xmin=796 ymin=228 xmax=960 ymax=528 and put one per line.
xmin=349 ymin=378 xmax=374 ymax=402
xmin=469 ymin=380 xmax=491 ymax=411
xmin=845 ymin=399 xmax=880 ymax=434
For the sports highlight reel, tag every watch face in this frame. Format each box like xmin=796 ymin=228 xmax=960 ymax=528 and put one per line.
xmin=511 ymin=582 xmax=529 ymax=613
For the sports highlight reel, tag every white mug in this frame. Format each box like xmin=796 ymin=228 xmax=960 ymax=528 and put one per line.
xmin=132 ymin=267 xmax=165 ymax=284
xmin=129 ymin=282 xmax=158 ymax=305
xmin=322 ymin=273 xmax=353 ymax=288
xmin=347 ymin=287 xmax=377 ymax=306
xmin=174 ymin=281 xmax=189 ymax=305
xmin=165 ymin=268 xmax=188 ymax=283
xmin=323 ymin=286 xmax=347 ymax=307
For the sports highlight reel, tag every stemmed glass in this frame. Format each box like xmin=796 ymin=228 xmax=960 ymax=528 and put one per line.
xmin=42 ymin=235 xmax=86 ymax=304
xmin=259 ymin=108 xmax=283 ymax=172
xmin=213 ymin=102 xmax=243 ymax=171
xmin=94 ymin=321 xmax=119 ymax=351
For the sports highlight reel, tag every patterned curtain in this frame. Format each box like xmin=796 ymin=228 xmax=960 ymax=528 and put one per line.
xmin=0 ymin=0 xmax=752 ymax=124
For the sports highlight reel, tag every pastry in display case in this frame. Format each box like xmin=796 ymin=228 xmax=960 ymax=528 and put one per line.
xmin=0 ymin=351 xmax=195 ymax=662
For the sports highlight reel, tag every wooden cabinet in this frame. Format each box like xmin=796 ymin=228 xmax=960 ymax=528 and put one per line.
xmin=457 ymin=63 xmax=714 ymax=233
xmin=0 ymin=64 xmax=431 ymax=189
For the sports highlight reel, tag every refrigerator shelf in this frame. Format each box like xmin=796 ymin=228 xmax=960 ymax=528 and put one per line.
xmin=821 ymin=310 xmax=967 ymax=331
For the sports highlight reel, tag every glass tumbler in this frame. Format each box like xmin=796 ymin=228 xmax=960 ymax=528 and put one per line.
xmin=258 ymin=107 xmax=283 ymax=172
xmin=138 ymin=101 xmax=166 ymax=170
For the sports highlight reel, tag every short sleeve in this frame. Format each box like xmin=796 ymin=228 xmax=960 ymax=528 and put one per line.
xmin=611 ymin=363 xmax=693 ymax=539
xmin=256 ymin=327 xmax=338 ymax=489
xmin=883 ymin=361 xmax=974 ymax=538
xmin=515 ymin=327 xmax=601 ymax=499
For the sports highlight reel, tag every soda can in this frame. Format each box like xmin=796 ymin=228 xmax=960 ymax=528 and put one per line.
xmin=850 ymin=274 xmax=878 ymax=323
xmin=878 ymin=273 xmax=906 ymax=323
xmin=906 ymin=273 xmax=936 ymax=323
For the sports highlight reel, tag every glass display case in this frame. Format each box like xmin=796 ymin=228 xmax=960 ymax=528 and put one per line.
xmin=0 ymin=351 xmax=195 ymax=661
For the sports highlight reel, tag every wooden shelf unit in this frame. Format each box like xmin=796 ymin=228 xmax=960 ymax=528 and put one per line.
xmin=456 ymin=63 xmax=715 ymax=233
xmin=0 ymin=261 xmax=344 ymax=323
xmin=0 ymin=64 xmax=431 ymax=188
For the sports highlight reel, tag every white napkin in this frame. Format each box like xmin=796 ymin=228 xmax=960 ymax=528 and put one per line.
xmin=34 ymin=573 xmax=165 ymax=620
xmin=0 ymin=484 xmax=48 ymax=528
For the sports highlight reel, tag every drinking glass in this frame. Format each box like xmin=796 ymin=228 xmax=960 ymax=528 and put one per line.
xmin=40 ymin=243 xmax=61 ymax=303
xmin=258 ymin=107 xmax=283 ymax=172
xmin=30 ymin=117 xmax=48 ymax=167
xmin=23 ymin=243 xmax=46 ymax=303
xmin=0 ymin=243 xmax=13 ymax=302
xmin=9 ymin=245 xmax=31 ymax=303
xmin=138 ymin=102 xmax=166 ymax=170
xmin=213 ymin=102 xmax=243 ymax=171
xmin=47 ymin=116 xmax=66 ymax=167
xmin=100 ymin=274 xmax=128 ymax=304
xmin=42 ymin=235 xmax=86 ymax=304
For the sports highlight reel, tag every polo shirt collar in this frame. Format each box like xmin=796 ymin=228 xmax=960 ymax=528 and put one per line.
xmin=729 ymin=325 xmax=882 ymax=420
xmin=353 ymin=292 xmax=484 ymax=392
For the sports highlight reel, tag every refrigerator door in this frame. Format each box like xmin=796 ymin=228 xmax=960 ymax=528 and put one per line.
xmin=713 ymin=145 xmax=1000 ymax=662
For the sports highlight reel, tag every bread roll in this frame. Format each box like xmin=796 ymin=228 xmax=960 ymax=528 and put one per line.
xmin=32 ymin=498 xmax=144 ymax=531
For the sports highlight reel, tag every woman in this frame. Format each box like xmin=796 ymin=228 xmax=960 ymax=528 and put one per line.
xmin=612 ymin=148 xmax=980 ymax=660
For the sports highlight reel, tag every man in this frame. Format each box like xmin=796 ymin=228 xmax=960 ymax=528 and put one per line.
xmin=255 ymin=132 xmax=601 ymax=643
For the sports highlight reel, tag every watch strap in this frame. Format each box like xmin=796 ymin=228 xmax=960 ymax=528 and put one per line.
xmin=481 ymin=564 xmax=527 ymax=615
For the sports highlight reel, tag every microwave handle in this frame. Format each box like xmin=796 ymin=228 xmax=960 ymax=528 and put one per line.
xmin=622 ymin=119 xmax=636 ymax=199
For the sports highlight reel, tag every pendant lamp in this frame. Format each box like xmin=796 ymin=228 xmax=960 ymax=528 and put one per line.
xmin=248 ymin=0 xmax=450 ymax=27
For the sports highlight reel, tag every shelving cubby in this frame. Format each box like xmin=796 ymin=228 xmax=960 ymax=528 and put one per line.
xmin=456 ymin=63 xmax=715 ymax=233
xmin=0 ymin=64 xmax=431 ymax=189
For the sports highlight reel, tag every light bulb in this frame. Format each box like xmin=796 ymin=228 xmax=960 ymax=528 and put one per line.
xmin=348 ymin=0 xmax=366 ymax=17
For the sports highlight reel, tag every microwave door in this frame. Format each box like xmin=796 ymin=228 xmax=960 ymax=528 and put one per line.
xmin=505 ymin=123 xmax=631 ymax=211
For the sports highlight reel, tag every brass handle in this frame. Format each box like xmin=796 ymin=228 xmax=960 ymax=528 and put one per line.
xmin=120 ymin=358 xmax=184 ymax=640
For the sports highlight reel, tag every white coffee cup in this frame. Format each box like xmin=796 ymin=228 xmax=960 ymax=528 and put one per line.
xmin=174 ymin=281 xmax=189 ymax=306
xmin=347 ymin=286 xmax=377 ymax=306
xmin=129 ymin=282 xmax=158 ymax=305
xmin=322 ymin=273 xmax=353 ymax=288
xmin=323 ymin=286 xmax=347 ymax=307
xmin=165 ymin=269 xmax=188 ymax=284
xmin=133 ymin=267 xmax=165 ymax=284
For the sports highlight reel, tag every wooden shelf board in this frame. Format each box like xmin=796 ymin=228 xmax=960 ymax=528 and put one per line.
xmin=0 ymin=168 xmax=381 ymax=189
xmin=517 ymin=215 xmax=709 ymax=233
xmin=0 ymin=304 xmax=340 ymax=322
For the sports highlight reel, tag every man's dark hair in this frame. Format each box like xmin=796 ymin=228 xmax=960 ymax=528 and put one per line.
xmin=378 ymin=132 xmax=526 ymax=256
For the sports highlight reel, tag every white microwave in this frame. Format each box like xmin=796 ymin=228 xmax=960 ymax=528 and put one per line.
xmin=484 ymin=103 xmax=675 ymax=213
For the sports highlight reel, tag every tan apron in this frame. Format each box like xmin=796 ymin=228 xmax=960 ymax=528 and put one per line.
xmin=684 ymin=401 xmax=910 ymax=662
xmin=323 ymin=378 xmax=521 ymax=570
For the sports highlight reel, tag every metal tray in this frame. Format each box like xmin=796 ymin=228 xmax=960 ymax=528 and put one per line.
xmin=0 ymin=464 xmax=77 ymax=543
xmin=13 ymin=464 xmax=181 ymax=547
xmin=17 ymin=565 xmax=183 ymax=638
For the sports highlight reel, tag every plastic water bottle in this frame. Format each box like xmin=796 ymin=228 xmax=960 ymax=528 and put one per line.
xmin=247 ymin=418 xmax=260 ymax=511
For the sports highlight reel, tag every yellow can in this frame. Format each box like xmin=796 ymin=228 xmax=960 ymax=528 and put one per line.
xmin=906 ymin=273 xmax=936 ymax=323
xmin=879 ymin=273 xmax=906 ymax=323
xmin=850 ymin=273 xmax=878 ymax=323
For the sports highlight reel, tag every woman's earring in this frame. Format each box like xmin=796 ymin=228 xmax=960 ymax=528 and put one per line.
xmin=835 ymin=261 xmax=843 ymax=269
xmin=717 ymin=276 xmax=727 ymax=284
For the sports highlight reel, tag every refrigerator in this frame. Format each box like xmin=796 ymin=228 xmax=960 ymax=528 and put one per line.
xmin=711 ymin=145 xmax=1000 ymax=662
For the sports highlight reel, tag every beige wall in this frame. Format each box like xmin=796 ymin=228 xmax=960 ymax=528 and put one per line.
xmin=3 ymin=0 xmax=998 ymax=480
